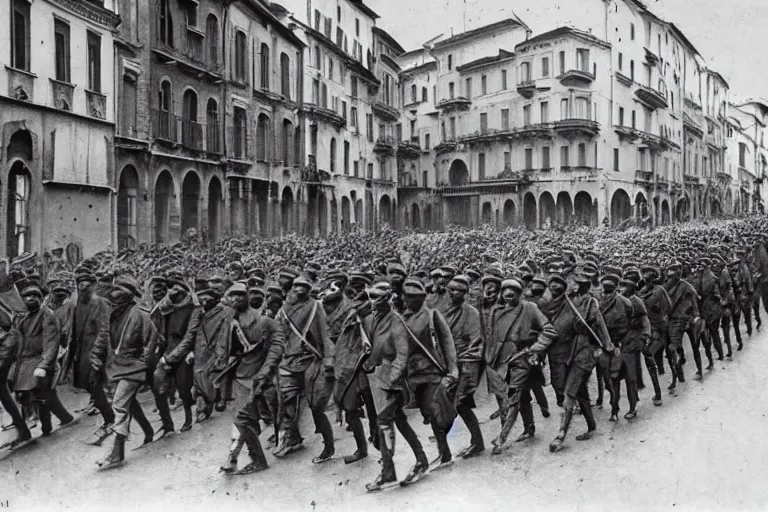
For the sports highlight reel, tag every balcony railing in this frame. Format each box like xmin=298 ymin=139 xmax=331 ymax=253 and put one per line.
xmin=181 ymin=120 xmax=204 ymax=150
xmin=435 ymin=96 xmax=472 ymax=111
xmin=152 ymin=109 xmax=178 ymax=142
xmin=635 ymin=84 xmax=668 ymax=110
xmin=86 ymin=89 xmax=107 ymax=119
xmin=6 ymin=66 xmax=36 ymax=101
xmin=228 ymin=126 xmax=248 ymax=160
xmin=517 ymin=80 xmax=535 ymax=98
xmin=553 ymin=119 xmax=600 ymax=138
xmin=374 ymin=136 xmax=396 ymax=153
xmin=372 ymin=101 xmax=400 ymax=121
xmin=50 ymin=78 xmax=74 ymax=111
xmin=557 ymin=69 xmax=595 ymax=87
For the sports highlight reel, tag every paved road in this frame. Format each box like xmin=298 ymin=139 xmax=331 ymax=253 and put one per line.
xmin=2 ymin=322 xmax=768 ymax=512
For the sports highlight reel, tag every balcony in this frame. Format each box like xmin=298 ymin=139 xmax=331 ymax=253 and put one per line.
xmin=435 ymin=96 xmax=471 ymax=112
xmin=635 ymin=170 xmax=653 ymax=186
xmin=716 ymin=171 xmax=732 ymax=183
xmin=460 ymin=128 xmax=516 ymax=145
xmin=657 ymin=176 xmax=669 ymax=190
xmin=553 ymin=119 xmax=600 ymax=138
xmin=684 ymin=174 xmax=701 ymax=187
xmin=435 ymin=139 xmax=459 ymax=155
xmin=301 ymin=165 xmax=331 ymax=184
xmin=304 ymin=104 xmax=346 ymax=129
xmin=152 ymin=109 xmax=178 ymax=143
xmin=181 ymin=120 xmax=204 ymax=151
xmin=6 ymin=66 xmax=36 ymax=101
xmin=206 ymin=123 xmax=221 ymax=155
xmin=615 ymin=72 xmax=633 ymax=87
xmin=50 ymin=79 xmax=74 ymax=111
xmin=517 ymin=80 xmax=536 ymax=98
xmin=644 ymin=48 xmax=659 ymax=66
xmin=683 ymin=113 xmax=704 ymax=138
xmin=397 ymin=139 xmax=421 ymax=158
xmin=517 ymin=123 xmax=554 ymax=140
xmin=86 ymin=89 xmax=107 ymax=119
xmin=372 ymin=101 xmax=400 ymax=121
xmin=635 ymin=84 xmax=668 ymax=110
xmin=374 ymin=137 xmax=396 ymax=154
xmin=184 ymin=28 xmax=205 ymax=66
xmin=151 ymin=37 xmax=222 ymax=82
xmin=557 ymin=69 xmax=595 ymax=87
xmin=227 ymin=126 xmax=248 ymax=161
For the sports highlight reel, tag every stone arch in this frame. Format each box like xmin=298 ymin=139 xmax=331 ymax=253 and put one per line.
xmin=449 ymin=159 xmax=469 ymax=186
xmin=610 ymin=188 xmax=632 ymax=227
xmin=539 ymin=191 xmax=555 ymax=228
xmin=341 ymin=196 xmax=351 ymax=232
xmin=6 ymin=160 xmax=32 ymax=258
xmin=365 ymin=189 xmax=374 ymax=231
xmin=423 ymin=204 xmax=433 ymax=230
xmin=411 ymin=203 xmax=421 ymax=229
xmin=355 ymin=199 xmax=363 ymax=228
xmin=154 ymin=170 xmax=176 ymax=243
xmin=675 ymin=195 xmax=690 ymax=222
xmin=503 ymin=199 xmax=516 ymax=226
xmin=256 ymin=113 xmax=270 ymax=160
xmin=207 ymin=175 xmax=223 ymax=242
xmin=635 ymin=191 xmax=648 ymax=221
xmin=661 ymin=199 xmax=671 ymax=225
xmin=181 ymin=171 xmax=201 ymax=235
xmin=281 ymin=186 xmax=294 ymax=233
xmin=523 ymin=192 xmax=537 ymax=229
xmin=573 ymin=191 xmax=593 ymax=226
xmin=117 ymin=165 xmax=139 ymax=250
xmin=379 ymin=194 xmax=392 ymax=227
xmin=7 ymin=129 xmax=34 ymax=161
xmin=556 ymin=191 xmax=573 ymax=225
xmin=481 ymin=201 xmax=493 ymax=225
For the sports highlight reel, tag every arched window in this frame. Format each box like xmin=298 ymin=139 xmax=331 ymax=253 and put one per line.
xmin=257 ymin=114 xmax=269 ymax=160
xmin=330 ymin=138 xmax=337 ymax=173
xmin=159 ymin=0 xmax=173 ymax=47
xmin=158 ymin=80 xmax=173 ymax=140
xmin=280 ymin=53 xmax=291 ymax=99
xmin=411 ymin=84 xmax=417 ymax=102
xmin=260 ymin=43 xmax=270 ymax=89
xmin=206 ymin=15 xmax=218 ymax=67
xmin=282 ymin=119 xmax=293 ymax=163
xmin=235 ymin=31 xmax=247 ymax=82
xmin=206 ymin=98 xmax=219 ymax=153
xmin=321 ymin=83 xmax=328 ymax=108
xmin=7 ymin=161 xmax=31 ymax=258
xmin=181 ymin=89 xmax=198 ymax=148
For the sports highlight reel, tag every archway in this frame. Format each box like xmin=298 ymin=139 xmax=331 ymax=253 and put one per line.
xmin=675 ymin=195 xmax=690 ymax=222
xmin=154 ymin=170 xmax=175 ymax=244
xmin=661 ymin=199 xmax=670 ymax=225
xmin=574 ymin=191 xmax=593 ymax=226
xmin=423 ymin=204 xmax=433 ymax=230
xmin=503 ymin=199 xmax=516 ymax=226
xmin=725 ymin=189 xmax=733 ymax=213
xmin=341 ymin=196 xmax=351 ymax=232
xmin=117 ymin=165 xmax=139 ymax=250
xmin=556 ymin=192 xmax=573 ymax=225
xmin=365 ymin=190 xmax=374 ymax=231
xmin=207 ymin=176 xmax=222 ymax=242
xmin=379 ymin=195 xmax=392 ymax=227
xmin=411 ymin=203 xmax=421 ymax=230
xmin=710 ymin=196 xmax=721 ymax=217
xmin=281 ymin=186 xmax=294 ymax=233
xmin=181 ymin=171 xmax=200 ymax=235
xmin=355 ymin=199 xmax=363 ymax=229
xmin=481 ymin=202 xmax=493 ymax=225
xmin=317 ymin=191 xmax=328 ymax=236
xmin=6 ymin=161 xmax=32 ymax=258
xmin=610 ymin=188 xmax=632 ymax=227
xmin=330 ymin=197 xmax=338 ymax=234
xmin=539 ymin=192 xmax=555 ymax=228
xmin=449 ymin=159 xmax=469 ymax=186
xmin=635 ymin=192 xmax=648 ymax=222
xmin=523 ymin=193 xmax=537 ymax=229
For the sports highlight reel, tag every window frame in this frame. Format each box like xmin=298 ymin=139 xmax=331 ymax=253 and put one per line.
xmin=54 ymin=17 xmax=71 ymax=83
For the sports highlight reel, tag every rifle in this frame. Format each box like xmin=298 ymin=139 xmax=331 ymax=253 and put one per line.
xmin=338 ymin=315 xmax=372 ymax=405
xmin=564 ymin=294 xmax=607 ymax=351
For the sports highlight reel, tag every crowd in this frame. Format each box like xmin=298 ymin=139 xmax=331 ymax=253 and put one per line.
xmin=0 ymin=215 xmax=767 ymax=492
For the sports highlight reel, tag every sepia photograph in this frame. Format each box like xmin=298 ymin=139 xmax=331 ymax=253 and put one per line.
xmin=0 ymin=0 xmax=767 ymax=510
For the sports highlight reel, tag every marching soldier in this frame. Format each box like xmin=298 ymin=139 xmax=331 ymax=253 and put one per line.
xmin=713 ymin=256 xmax=736 ymax=357
xmin=637 ymin=264 xmax=670 ymax=406
xmin=597 ymin=273 xmax=632 ymax=422
xmin=614 ymin=274 xmax=650 ymax=419
xmin=690 ymin=257 xmax=723 ymax=375
xmin=192 ymin=288 xmax=232 ymax=423
xmin=663 ymin=261 xmax=700 ymax=392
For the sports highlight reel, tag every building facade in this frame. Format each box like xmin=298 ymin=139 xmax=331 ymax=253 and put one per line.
xmin=1 ymin=0 xmax=119 ymax=260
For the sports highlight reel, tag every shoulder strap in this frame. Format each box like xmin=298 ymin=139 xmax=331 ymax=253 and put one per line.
xmin=395 ymin=312 xmax=446 ymax=375
xmin=279 ymin=301 xmax=322 ymax=359
xmin=114 ymin=312 xmax=133 ymax=356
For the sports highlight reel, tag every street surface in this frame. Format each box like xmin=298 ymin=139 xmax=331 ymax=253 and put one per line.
xmin=2 ymin=323 xmax=768 ymax=512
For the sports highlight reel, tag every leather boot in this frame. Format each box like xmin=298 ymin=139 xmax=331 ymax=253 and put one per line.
xmin=234 ymin=423 xmax=268 ymax=475
xmin=456 ymin=406 xmax=484 ymax=459
xmin=491 ymin=404 xmax=519 ymax=455
xmin=311 ymin=411 xmax=335 ymax=464
xmin=429 ymin=425 xmax=453 ymax=470
xmin=343 ymin=413 xmax=368 ymax=464
xmin=220 ymin=436 xmax=244 ymax=473
xmin=515 ymin=424 xmax=535 ymax=442
xmin=366 ymin=426 xmax=397 ymax=492
xmin=86 ymin=422 xmax=114 ymax=446
xmin=645 ymin=357 xmax=663 ymax=405
xmin=97 ymin=434 xmax=126 ymax=469
xmin=576 ymin=399 xmax=597 ymax=441
xmin=180 ymin=404 xmax=193 ymax=432
xmin=549 ymin=407 xmax=573 ymax=452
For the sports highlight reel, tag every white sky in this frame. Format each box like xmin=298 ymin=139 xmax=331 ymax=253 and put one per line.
xmin=369 ymin=0 xmax=768 ymax=102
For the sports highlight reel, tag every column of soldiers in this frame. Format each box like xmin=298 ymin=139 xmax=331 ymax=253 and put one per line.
xmin=0 ymin=231 xmax=767 ymax=490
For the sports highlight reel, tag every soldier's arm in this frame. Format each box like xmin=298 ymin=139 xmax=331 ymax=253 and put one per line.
xmin=38 ymin=311 xmax=60 ymax=374
xmin=589 ymin=298 xmax=614 ymax=352
xmin=433 ymin=310 xmax=458 ymax=378
xmin=141 ymin=311 xmax=161 ymax=362
xmin=94 ymin=298 xmax=111 ymax=356
xmin=723 ymin=271 xmax=735 ymax=304
xmin=388 ymin=317 xmax=410 ymax=385
xmin=529 ymin=305 xmax=558 ymax=355
xmin=315 ymin=305 xmax=335 ymax=369
xmin=255 ymin=320 xmax=285 ymax=383
xmin=464 ymin=306 xmax=484 ymax=359
xmin=166 ymin=306 xmax=201 ymax=364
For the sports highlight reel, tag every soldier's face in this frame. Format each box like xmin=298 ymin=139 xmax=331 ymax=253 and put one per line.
xmin=642 ymin=271 xmax=655 ymax=283
xmin=23 ymin=294 xmax=41 ymax=311
xmin=404 ymin=294 xmax=425 ymax=311
xmin=447 ymin=286 xmax=466 ymax=304
xmin=435 ymin=276 xmax=448 ymax=291
xmin=278 ymin=276 xmax=294 ymax=290
xmin=77 ymin=281 xmax=94 ymax=301
xmin=549 ymin=282 xmax=566 ymax=298
xmin=666 ymin=269 xmax=679 ymax=280
xmin=483 ymin=283 xmax=499 ymax=301
xmin=388 ymin=272 xmax=405 ymax=286
xmin=602 ymin=281 xmax=616 ymax=294
xmin=152 ymin=285 xmax=167 ymax=302
xmin=200 ymin=295 xmax=218 ymax=311
xmin=249 ymin=293 xmax=264 ymax=309
xmin=501 ymin=287 xmax=521 ymax=307
xmin=293 ymin=284 xmax=310 ymax=300
xmin=619 ymin=284 xmax=633 ymax=297
xmin=230 ymin=292 xmax=248 ymax=311
xmin=168 ymin=284 xmax=187 ymax=302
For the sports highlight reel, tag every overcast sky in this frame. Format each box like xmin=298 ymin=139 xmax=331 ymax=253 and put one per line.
xmin=369 ymin=0 xmax=768 ymax=102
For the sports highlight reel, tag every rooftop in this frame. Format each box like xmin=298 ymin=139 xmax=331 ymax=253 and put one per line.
xmin=373 ymin=26 xmax=405 ymax=55
xmin=456 ymin=50 xmax=514 ymax=72
xmin=432 ymin=18 xmax=529 ymax=51
xmin=515 ymin=26 xmax=610 ymax=50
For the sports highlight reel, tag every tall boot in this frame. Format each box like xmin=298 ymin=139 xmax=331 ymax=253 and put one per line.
xmin=153 ymin=391 xmax=175 ymax=435
xmin=624 ymin=379 xmax=638 ymax=420
xmin=234 ymin=421 xmax=268 ymax=475
xmin=97 ymin=434 xmax=126 ymax=469
xmin=343 ymin=412 xmax=368 ymax=464
xmin=636 ymin=356 xmax=645 ymax=389
xmin=311 ymin=411 xmax=335 ymax=464
xmin=575 ymin=396 xmax=596 ymax=441
xmin=609 ymin=377 xmax=621 ymax=422
xmin=456 ymin=406 xmax=484 ymax=458
xmin=429 ymin=423 xmax=452 ymax=469
xmin=644 ymin=355 xmax=663 ymax=406
xmin=131 ymin=401 xmax=154 ymax=445
xmin=491 ymin=403 xmax=519 ymax=455
xmin=394 ymin=410 xmax=425 ymax=463
xmin=180 ymin=403 xmax=193 ymax=432
xmin=220 ymin=432 xmax=244 ymax=473
xmin=549 ymin=406 xmax=573 ymax=452
xmin=594 ymin=365 xmax=605 ymax=407
xmin=366 ymin=426 xmax=397 ymax=492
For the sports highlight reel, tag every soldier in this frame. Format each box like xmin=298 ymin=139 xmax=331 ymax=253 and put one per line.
xmin=747 ymin=234 xmax=768 ymax=329
xmin=614 ymin=275 xmax=649 ymax=420
xmin=488 ymin=279 xmax=557 ymax=454
xmin=713 ymin=256 xmax=736 ymax=357
xmin=636 ymin=264 xmax=669 ymax=406
xmin=425 ymin=269 xmax=451 ymax=313
xmin=442 ymin=275 xmax=484 ymax=459
xmin=545 ymin=274 xmax=613 ymax=452
xmin=151 ymin=277 xmax=201 ymax=435
xmin=221 ymin=283 xmax=285 ymax=475
xmin=386 ymin=262 xmax=407 ymax=313
xmin=690 ymin=257 xmax=723 ymax=375
xmin=597 ymin=273 xmax=631 ymax=422
xmin=0 ymin=289 xmax=31 ymax=449
xmin=274 ymin=276 xmax=335 ymax=464
xmin=248 ymin=287 xmax=266 ymax=312
xmin=663 ymin=261 xmax=700 ymax=392
xmin=728 ymin=256 xmax=752 ymax=353
xmin=92 ymin=275 xmax=159 ymax=469
xmin=192 ymin=288 xmax=232 ymax=423
xmin=398 ymin=277 xmax=458 ymax=478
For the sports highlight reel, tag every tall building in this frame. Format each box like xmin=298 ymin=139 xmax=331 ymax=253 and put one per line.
xmin=1 ymin=0 xmax=119 ymax=259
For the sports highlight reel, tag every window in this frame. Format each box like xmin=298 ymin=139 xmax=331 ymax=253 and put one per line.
xmin=542 ymin=57 xmax=549 ymax=77
xmin=619 ymin=107 xmax=625 ymax=126
xmin=312 ymin=79 xmax=319 ymax=104
xmin=186 ymin=1 xmax=197 ymax=27
xmin=425 ymin=133 xmax=431 ymax=149
xmin=631 ymin=110 xmax=636 ymax=129
xmin=344 ymin=141 xmax=350 ymax=175
xmin=521 ymin=62 xmax=531 ymax=82
xmin=54 ymin=19 xmax=71 ymax=82
xmin=448 ymin=82 xmax=455 ymax=99
xmin=575 ymin=97 xmax=589 ymax=119
xmin=328 ymin=58 xmax=334 ymax=80
xmin=433 ymin=85 xmax=436 ymax=103
xmin=206 ymin=15 xmax=219 ymax=67
xmin=441 ymin=121 xmax=446 ymax=140
xmin=449 ymin=117 xmax=456 ymax=139
xmin=324 ymin=17 xmax=331 ymax=38
xmin=234 ymin=31 xmax=247 ymax=82
xmin=423 ymin=170 xmax=428 ymax=187
xmin=448 ymin=54 xmax=453 ymax=70
xmin=410 ymin=119 xmax=416 ymax=138
xmin=559 ymin=51 xmax=565 ymax=75
xmin=618 ymin=53 xmax=623 ymax=71
xmin=330 ymin=138 xmax=337 ymax=173
xmin=260 ymin=43 xmax=269 ymax=89
xmin=614 ymin=148 xmax=619 ymax=171
xmin=478 ymin=153 xmax=486 ymax=180
xmin=542 ymin=146 xmax=550 ymax=169
xmin=540 ymin=101 xmax=549 ymax=123
xmin=523 ymin=105 xmax=531 ymax=125
xmin=501 ymin=70 xmax=508 ymax=90
xmin=11 ymin=0 xmax=30 ymax=70
xmin=525 ymin=148 xmax=533 ymax=169
xmin=351 ymin=107 xmax=358 ymax=129
xmin=353 ymin=160 xmax=359 ymax=178
xmin=314 ymin=45 xmax=321 ymax=68
xmin=233 ymin=107 xmax=247 ymax=158
xmin=411 ymin=84 xmax=417 ymax=102
xmin=314 ymin=9 xmax=321 ymax=30
xmin=341 ymin=100 xmax=347 ymax=123
xmin=560 ymin=99 xmax=569 ymax=120
xmin=561 ymin=146 xmax=569 ymax=167
xmin=158 ymin=80 xmax=172 ymax=139
xmin=578 ymin=143 xmax=587 ymax=166
xmin=480 ymin=113 xmax=488 ymax=133
xmin=87 ymin=31 xmax=102 ymax=92
xmin=366 ymin=114 xmax=373 ymax=141
xmin=121 ymin=74 xmax=137 ymax=136
xmin=422 ymin=87 xmax=428 ymax=102
xmin=355 ymin=18 xmax=360 ymax=36
xmin=465 ymin=78 xmax=472 ymax=98
xmin=256 ymin=114 xmax=269 ymax=160
xmin=280 ymin=53 xmax=290 ymax=98
xmin=321 ymin=83 xmax=328 ymax=108
xmin=630 ymin=23 xmax=635 ymax=40
xmin=481 ymin=75 xmax=487 ymax=95
xmin=337 ymin=5 xmax=342 ymax=22
xmin=281 ymin=120 xmax=292 ymax=163
xmin=739 ymin=142 xmax=747 ymax=167
xmin=501 ymin=108 xmax=509 ymax=130
xmin=159 ymin=0 xmax=173 ymax=47
xmin=630 ymin=60 xmax=635 ymax=81
xmin=351 ymin=77 xmax=358 ymax=98
xmin=576 ymin=49 xmax=590 ymax=72
xmin=336 ymin=27 xmax=343 ymax=47
xmin=504 ymin=151 xmax=511 ymax=170
xmin=378 ymin=123 xmax=384 ymax=139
